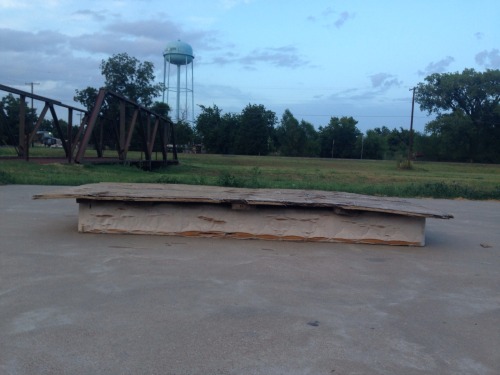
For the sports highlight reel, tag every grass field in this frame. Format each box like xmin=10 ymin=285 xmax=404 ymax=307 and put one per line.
xmin=1 ymin=146 xmax=499 ymax=199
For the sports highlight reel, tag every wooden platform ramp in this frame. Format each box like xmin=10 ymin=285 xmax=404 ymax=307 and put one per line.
xmin=34 ymin=183 xmax=453 ymax=246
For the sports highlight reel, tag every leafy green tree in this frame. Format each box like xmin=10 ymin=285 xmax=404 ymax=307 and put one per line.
xmin=73 ymin=87 xmax=98 ymax=111
xmin=195 ymin=104 xmax=223 ymax=153
xmin=174 ymin=120 xmax=195 ymax=148
xmin=235 ymin=104 xmax=276 ymax=155
xmin=318 ymin=116 xmax=361 ymax=158
xmin=0 ymin=94 xmax=20 ymax=145
xmin=386 ymin=127 xmax=410 ymax=159
xmin=362 ymin=129 xmax=388 ymax=159
xmin=149 ymin=101 xmax=170 ymax=117
xmin=276 ymin=109 xmax=305 ymax=156
xmin=74 ymin=53 xmax=165 ymax=151
xmin=422 ymin=112 xmax=475 ymax=161
xmin=411 ymin=132 xmax=436 ymax=161
xmin=219 ymin=113 xmax=240 ymax=154
xmin=195 ymin=105 xmax=242 ymax=154
xmin=318 ymin=123 xmax=334 ymax=158
xmin=300 ymin=119 xmax=320 ymax=157
xmin=0 ymin=94 xmax=37 ymax=146
xmin=416 ymin=68 xmax=500 ymax=162
xmin=99 ymin=52 xmax=163 ymax=107
xmin=276 ymin=110 xmax=319 ymax=157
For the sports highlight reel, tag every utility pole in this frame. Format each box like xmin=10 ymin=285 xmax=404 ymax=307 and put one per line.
xmin=408 ymin=87 xmax=416 ymax=163
xmin=25 ymin=82 xmax=40 ymax=111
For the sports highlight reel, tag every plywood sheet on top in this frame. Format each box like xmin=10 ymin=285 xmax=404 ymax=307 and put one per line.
xmin=33 ymin=182 xmax=453 ymax=219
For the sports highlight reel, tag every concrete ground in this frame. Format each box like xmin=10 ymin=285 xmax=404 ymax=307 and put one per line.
xmin=0 ymin=185 xmax=499 ymax=375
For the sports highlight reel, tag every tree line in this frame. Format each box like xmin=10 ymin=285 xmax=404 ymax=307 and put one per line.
xmin=1 ymin=52 xmax=499 ymax=163
xmin=180 ymin=105 xmax=442 ymax=161
xmin=184 ymin=68 xmax=500 ymax=163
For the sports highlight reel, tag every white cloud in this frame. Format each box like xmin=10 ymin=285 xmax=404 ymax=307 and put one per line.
xmin=474 ymin=32 xmax=484 ymax=40
xmin=0 ymin=0 xmax=28 ymax=8
xmin=334 ymin=11 xmax=354 ymax=28
xmin=0 ymin=28 xmax=70 ymax=55
xmin=369 ymin=73 xmax=401 ymax=90
xmin=218 ymin=0 xmax=253 ymax=10
xmin=308 ymin=7 xmax=355 ymax=29
xmin=205 ymin=45 xmax=310 ymax=69
xmin=71 ymin=9 xmax=107 ymax=22
xmin=418 ymin=56 xmax=455 ymax=76
xmin=475 ymin=49 xmax=500 ymax=68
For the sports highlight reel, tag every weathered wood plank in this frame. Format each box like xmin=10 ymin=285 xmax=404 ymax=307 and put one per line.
xmin=34 ymin=182 xmax=453 ymax=219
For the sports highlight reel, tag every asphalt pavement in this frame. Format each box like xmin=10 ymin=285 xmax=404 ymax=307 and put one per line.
xmin=1 ymin=185 xmax=499 ymax=375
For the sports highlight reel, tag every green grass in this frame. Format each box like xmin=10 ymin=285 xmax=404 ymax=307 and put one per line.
xmin=1 ymin=147 xmax=499 ymax=199
xmin=0 ymin=145 xmax=67 ymax=158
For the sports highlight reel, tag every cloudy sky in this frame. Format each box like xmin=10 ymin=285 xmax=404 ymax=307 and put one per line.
xmin=1 ymin=0 xmax=499 ymax=132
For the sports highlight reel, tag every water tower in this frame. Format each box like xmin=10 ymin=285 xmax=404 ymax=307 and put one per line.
xmin=163 ymin=40 xmax=194 ymax=123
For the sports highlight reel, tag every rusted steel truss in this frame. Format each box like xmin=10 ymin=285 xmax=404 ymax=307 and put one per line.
xmin=74 ymin=88 xmax=177 ymax=167
xmin=0 ymin=83 xmax=87 ymax=162
xmin=0 ymin=84 xmax=178 ymax=167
